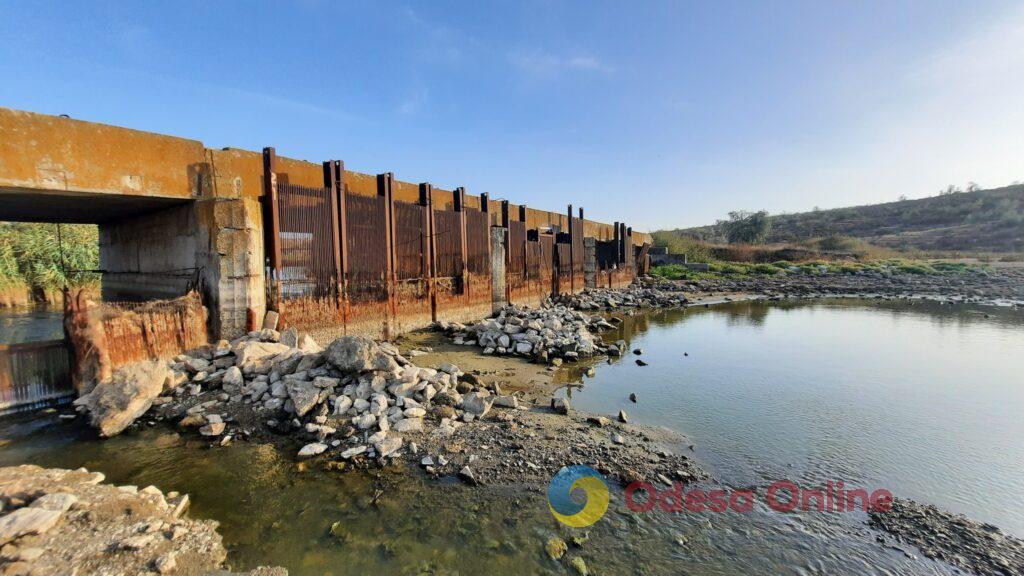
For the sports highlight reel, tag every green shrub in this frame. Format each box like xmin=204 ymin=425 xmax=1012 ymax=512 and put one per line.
xmin=751 ymin=263 xmax=779 ymax=275
xmin=651 ymin=264 xmax=689 ymax=280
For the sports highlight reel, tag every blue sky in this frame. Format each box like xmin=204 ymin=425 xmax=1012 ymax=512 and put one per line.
xmin=1 ymin=1 xmax=1021 ymax=230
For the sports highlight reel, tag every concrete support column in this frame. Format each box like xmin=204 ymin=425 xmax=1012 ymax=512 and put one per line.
xmin=584 ymin=237 xmax=596 ymax=289
xmin=195 ymin=197 xmax=265 ymax=341
xmin=490 ymin=227 xmax=507 ymax=313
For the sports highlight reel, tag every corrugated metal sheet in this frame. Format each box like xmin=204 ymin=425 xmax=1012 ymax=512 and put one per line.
xmin=0 ymin=340 xmax=73 ymax=415
xmin=433 ymin=210 xmax=463 ymax=279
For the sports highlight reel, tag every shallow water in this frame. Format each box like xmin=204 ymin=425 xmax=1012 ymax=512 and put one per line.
xmin=562 ymin=299 xmax=1024 ymax=536
xmin=0 ymin=299 xmax=1021 ymax=575
xmin=0 ymin=306 xmax=62 ymax=343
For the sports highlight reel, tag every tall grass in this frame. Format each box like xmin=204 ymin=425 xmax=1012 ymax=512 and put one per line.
xmin=0 ymin=223 xmax=99 ymax=305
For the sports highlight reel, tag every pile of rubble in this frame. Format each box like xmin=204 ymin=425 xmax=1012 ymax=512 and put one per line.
xmin=74 ymin=328 xmax=527 ymax=473
xmin=437 ymin=304 xmax=624 ymax=362
xmin=0 ymin=464 xmax=284 ymax=576
xmin=557 ymin=284 xmax=689 ymax=311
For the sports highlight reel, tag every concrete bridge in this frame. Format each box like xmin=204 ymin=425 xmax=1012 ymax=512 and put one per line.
xmin=0 ymin=107 xmax=648 ymax=341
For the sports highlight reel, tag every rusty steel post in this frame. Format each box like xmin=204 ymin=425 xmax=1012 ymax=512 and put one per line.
xmin=567 ymin=204 xmax=574 ymax=293
xmin=423 ymin=184 xmax=438 ymax=321
xmin=323 ymin=161 xmax=343 ymax=305
xmin=500 ymin=200 xmax=510 ymax=228
xmin=455 ymin=187 xmax=469 ymax=294
xmin=332 ymin=160 xmax=349 ymax=332
xmin=262 ymin=147 xmax=282 ymax=311
xmin=378 ymin=173 xmax=397 ymax=339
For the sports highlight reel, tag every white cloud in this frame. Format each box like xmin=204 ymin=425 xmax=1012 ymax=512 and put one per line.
xmin=509 ymin=48 xmax=612 ymax=78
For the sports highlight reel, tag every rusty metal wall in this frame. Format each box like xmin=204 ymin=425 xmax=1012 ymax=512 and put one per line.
xmin=555 ymin=242 xmax=573 ymax=295
xmin=465 ymin=209 xmax=490 ymax=276
xmin=263 ymin=151 xmax=640 ymax=341
xmin=0 ymin=340 xmax=74 ymax=415
xmin=343 ymin=193 xmax=389 ymax=337
xmin=463 ymin=208 xmax=492 ymax=316
xmin=433 ymin=210 xmax=463 ymax=279
xmin=98 ymin=293 xmax=210 ymax=369
xmin=507 ymin=221 xmax=530 ymax=304
xmin=570 ymin=216 xmax=585 ymax=294
xmin=392 ymin=200 xmax=432 ymax=333
xmin=276 ymin=183 xmax=337 ymax=298
xmin=394 ymin=201 xmax=426 ymax=280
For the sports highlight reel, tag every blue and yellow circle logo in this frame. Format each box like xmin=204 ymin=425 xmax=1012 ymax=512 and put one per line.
xmin=547 ymin=465 xmax=609 ymax=527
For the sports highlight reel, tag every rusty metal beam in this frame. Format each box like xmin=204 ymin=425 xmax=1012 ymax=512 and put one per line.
xmin=423 ymin=184 xmax=438 ymax=321
xmin=332 ymin=161 xmax=349 ymax=331
xmin=378 ymin=172 xmax=397 ymax=339
xmin=455 ymin=187 xmax=468 ymax=284
xmin=262 ymin=147 xmax=282 ymax=310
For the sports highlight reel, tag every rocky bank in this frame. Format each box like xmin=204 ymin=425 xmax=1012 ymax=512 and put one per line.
xmin=0 ymin=464 xmax=284 ymax=576
xmin=665 ymin=266 xmax=1024 ymax=307
xmin=869 ymin=497 xmax=1024 ymax=576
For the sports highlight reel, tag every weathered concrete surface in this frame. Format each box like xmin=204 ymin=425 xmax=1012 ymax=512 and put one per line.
xmin=0 ymin=108 xmax=203 ymax=202
xmin=584 ymin=236 xmax=597 ymax=289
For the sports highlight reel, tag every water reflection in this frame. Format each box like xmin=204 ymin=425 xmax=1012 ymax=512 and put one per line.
xmin=0 ymin=307 xmax=63 ymax=344
xmin=564 ymin=298 xmax=1024 ymax=537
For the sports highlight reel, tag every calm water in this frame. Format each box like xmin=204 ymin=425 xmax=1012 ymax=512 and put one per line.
xmin=0 ymin=307 xmax=63 ymax=343
xmin=562 ymin=299 xmax=1024 ymax=536
xmin=0 ymin=299 xmax=1021 ymax=575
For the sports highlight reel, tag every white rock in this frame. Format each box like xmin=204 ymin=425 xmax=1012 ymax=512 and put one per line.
xmin=297 ymin=442 xmax=328 ymax=458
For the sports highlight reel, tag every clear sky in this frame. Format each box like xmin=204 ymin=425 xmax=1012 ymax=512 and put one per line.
xmin=1 ymin=1 xmax=1021 ymax=230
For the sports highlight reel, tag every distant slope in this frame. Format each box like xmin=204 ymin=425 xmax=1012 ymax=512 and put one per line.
xmin=663 ymin=184 xmax=1024 ymax=253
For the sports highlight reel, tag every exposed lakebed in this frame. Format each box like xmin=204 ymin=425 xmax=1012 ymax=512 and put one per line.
xmin=1 ymin=298 xmax=1021 ymax=575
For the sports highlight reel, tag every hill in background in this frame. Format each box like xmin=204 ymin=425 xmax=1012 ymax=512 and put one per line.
xmin=661 ymin=184 xmax=1024 ymax=254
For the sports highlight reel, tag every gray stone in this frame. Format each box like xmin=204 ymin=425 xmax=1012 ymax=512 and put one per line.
xmin=341 ymin=445 xmax=366 ymax=459
xmin=392 ymin=418 xmax=424 ymax=432
xmin=286 ymin=380 xmax=320 ymax=417
xmin=262 ymin=310 xmax=280 ymax=330
xmin=297 ymin=442 xmax=328 ymax=458
xmin=30 ymin=493 xmax=78 ymax=513
xmin=332 ymin=395 xmax=353 ymax=416
xmin=325 ymin=336 xmax=399 ymax=373
xmin=235 ymin=341 xmax=290 ymax=374
xmin=73 ymin=361 xmax=171 ymax=437
xmin=199 ymin=422 xmax=225 ymax=436
xmin=461 ymin=392 xmax=493 ymax=417
xmin=550 ymin=397 xmax=571 ymax=415
xmin=280 ymin=327 xmax=299 ymax=348
xmin=0 ymin=508 xmax=63 ymax=545
xmin=374 ymin=436 xmax=402 ymax=457
xmin=222 ymin=366 xmax=243 ymax=388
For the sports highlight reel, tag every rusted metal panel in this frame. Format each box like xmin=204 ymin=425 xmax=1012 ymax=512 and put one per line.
xmin=345 ymin=192 xmax=390 ymax=338
xmin=433 ymin=209 xmax=464 ymax=279
xmin=465 ymin=208 xmax=490 ymax=277
xmin=392 ymin=200 xmax=432 ymax=332
xmin=0 ymin=340 xmax=74 ymax=415
xmin=394 ymin=201 xmax=427 ymax=279
xmin=570 ymin=215 xmax=585 ymax=294
xmin=276 ymin=183 xmax=337 ymax=298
